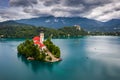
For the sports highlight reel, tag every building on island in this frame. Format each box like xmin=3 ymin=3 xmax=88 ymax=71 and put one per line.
xmin=33 ymin=32 xmax=46 ymax=50
xmin=39 ymin=31 xmax=44 ymax=43
xmin=32 ymin=31 xmax=61 ymax=62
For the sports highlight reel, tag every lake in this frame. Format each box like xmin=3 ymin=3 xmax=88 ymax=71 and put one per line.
xmin=0 ymin=36 xmax=120 ymax=80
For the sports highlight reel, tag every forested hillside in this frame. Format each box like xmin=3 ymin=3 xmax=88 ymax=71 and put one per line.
xmin=0 ymin=21 xmax=87 ymax=38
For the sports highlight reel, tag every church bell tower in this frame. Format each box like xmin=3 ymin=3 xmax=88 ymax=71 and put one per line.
xmin=40 ymin=29 xmax=44 ymax=43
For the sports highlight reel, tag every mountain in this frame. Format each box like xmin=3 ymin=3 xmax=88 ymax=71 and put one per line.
xmin=0 ymin=21 xmax=38 ymax=38
xmin=15 ymin=16 xmax=120 ymax=32
xmin=0 ymin=21 xmax=87 ymax=38
xmin=0 ymin=20 xmax=33 ymax=27
xmin=103 ymin=19 xmax=120 ymax=32
xmin=0 ymin=17 xmax=120 ymax=32
xmin=15 ymin=16 xmax=102 ymax=31
xmin=0 ymin=20 xmax=19 ymax=26
xmin=0 ymin=20 xmax=120 ymax=38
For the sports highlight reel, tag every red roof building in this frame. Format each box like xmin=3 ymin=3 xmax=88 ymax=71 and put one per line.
xmin=33 ymin=36 xmax=45 ymax=48
xmin=33 ymin=36 xmax=40 ymax=41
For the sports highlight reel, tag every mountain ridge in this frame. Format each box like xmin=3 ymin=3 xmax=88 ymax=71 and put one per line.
xmin=15 ymin=16 xmax=120 ymax=32
xmin=0 ymin=16 xmax=120 ymax=32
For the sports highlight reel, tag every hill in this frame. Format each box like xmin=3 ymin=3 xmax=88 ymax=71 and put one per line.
xmin=0 ymin=21 xmax=87 ymax=38
xmin=15 ymin=16 xmax=120 ymax=32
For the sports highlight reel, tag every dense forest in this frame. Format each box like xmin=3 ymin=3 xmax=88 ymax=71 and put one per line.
xmin=0 ymin=22 xmax=88 ymax=38
xmin=0 ymin=21 xmax=120 ymax=38
xmin=17 ymin=39 xmax=45 ymax=61
xmin=44 ymin=37 xmax=60 ymax=58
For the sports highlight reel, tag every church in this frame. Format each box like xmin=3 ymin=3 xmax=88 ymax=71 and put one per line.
xmin=33 ymin=32 xmax=46 ymax=50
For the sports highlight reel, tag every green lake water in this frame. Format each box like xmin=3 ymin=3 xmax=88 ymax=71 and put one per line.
xmin=0 ymin=36 xmax=120 ymax=80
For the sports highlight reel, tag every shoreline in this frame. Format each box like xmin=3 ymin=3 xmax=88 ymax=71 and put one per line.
xmin=27 ymin=56 xmax=61 ymax=62
xmin=0 ymin=35 xmax=120 ymax=40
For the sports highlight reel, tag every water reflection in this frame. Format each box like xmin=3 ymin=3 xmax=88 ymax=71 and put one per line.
xmin=17 ymin=53 xmax=60 ymax=73
xmin=85 ymin=36 xmax=120 ymax=66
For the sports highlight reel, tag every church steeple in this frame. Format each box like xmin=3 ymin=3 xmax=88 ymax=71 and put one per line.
xmin=40 ymin=28 xmax=44 ymax=43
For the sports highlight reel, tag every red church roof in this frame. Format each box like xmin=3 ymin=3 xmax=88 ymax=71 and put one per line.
xmin=33 ymin=36 xmax=40 ymax=41
xmin=33 ymin=36 xmax=45 ymax=48
xmin=34 ymin=41 xmax=39 ymax=44
xmin=39 ymin=43 xmax=45 ymax=47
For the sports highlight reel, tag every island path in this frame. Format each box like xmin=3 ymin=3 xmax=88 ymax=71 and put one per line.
xmin=45 ymin=48 xmax=60 ymax=62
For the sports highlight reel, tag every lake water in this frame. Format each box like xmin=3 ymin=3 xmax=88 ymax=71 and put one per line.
xmin=0 ymin=36 xmax=120 ymax=80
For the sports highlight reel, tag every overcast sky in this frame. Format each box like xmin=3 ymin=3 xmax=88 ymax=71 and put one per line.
xmin=0 ymin=0 xmax=120 ymax=22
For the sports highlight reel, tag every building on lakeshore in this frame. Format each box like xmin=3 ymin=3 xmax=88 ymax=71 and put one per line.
xmin=74 ymin=25 xmax=81 ymax=30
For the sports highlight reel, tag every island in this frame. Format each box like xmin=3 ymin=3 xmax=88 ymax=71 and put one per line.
xmin=17 ymin=31 xmax=61 ymax=62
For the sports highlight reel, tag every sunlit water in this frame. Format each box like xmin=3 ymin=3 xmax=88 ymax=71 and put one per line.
xmin=0 ymin=36 xmax=120 ymax=80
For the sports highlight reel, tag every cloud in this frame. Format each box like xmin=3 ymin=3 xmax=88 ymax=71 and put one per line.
xmin=0 ymin=0 xmax=120 ymax=22
xmin=0 ymin=7 xmax=35 ymax=21
xmin=43 ymin=0 xmax=61 ymax=6
xmin=10 ymin=0 xmax=38 ymax=7
xmin=84 ymin=1 xmax=120 ymax=21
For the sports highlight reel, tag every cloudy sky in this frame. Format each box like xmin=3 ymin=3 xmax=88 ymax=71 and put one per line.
xmin=0 ymin=0 xmax=120 ymax=22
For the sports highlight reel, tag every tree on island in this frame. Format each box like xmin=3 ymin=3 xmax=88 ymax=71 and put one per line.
xmin=44 ymin=37 xmax=60 ymax=58
xmin=17 ymin=39 xmax=46 ymax=61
